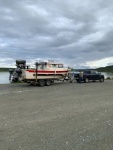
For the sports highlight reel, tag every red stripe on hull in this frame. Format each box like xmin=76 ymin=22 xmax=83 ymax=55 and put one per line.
xmin=26 ymin=70 xmax=68 ymax=73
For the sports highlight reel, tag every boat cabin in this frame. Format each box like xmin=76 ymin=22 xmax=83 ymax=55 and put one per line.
xmin=35 ymin=62 xmax=64 ymax=70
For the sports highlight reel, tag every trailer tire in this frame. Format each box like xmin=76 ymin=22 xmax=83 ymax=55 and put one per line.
xmin=45 ymin=80 xmax=51 ymax=86
xmin=39 ymin=80 xmax=45 ymax=87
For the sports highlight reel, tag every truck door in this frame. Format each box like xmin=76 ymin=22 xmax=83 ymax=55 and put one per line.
xmin=91 ymin=71 xmax=99 ymax=80
xmin=95 ymin=71 xmax=100 ymax=80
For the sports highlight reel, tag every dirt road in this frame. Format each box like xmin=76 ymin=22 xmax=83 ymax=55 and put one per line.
xmin=0 ymin=80 xmax=113 ymax=150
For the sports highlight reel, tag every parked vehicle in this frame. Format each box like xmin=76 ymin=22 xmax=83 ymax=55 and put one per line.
xmin=69 ymin=70 xmax=104 ymax=83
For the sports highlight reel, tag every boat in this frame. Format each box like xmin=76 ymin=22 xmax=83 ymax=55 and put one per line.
xmin=9 ymin=60 xmax=71 ymax=86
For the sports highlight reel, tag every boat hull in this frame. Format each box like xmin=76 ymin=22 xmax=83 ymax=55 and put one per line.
xmin=21 ymin=69 xmax=69 ymax=82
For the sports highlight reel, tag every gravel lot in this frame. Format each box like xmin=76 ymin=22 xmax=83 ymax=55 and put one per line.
xmin=0 ymin=80 xmax=113 ymax=150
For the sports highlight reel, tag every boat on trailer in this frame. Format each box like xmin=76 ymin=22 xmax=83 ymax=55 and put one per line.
xmin=9 ymin=60 xmax=71 ymax=86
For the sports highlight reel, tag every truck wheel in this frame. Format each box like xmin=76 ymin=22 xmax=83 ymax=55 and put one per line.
xmin=45 ymin=80 xmax=51 ymax=86
xmin=84 ymin=78 xmax=89 ymax=83
xmin=76 ymin=79 xmax=79 ymax=83
xmin=99 ymin=78 xmax=104 ymax=82
xmin=39 ymin=80 xmax=45 ymax=86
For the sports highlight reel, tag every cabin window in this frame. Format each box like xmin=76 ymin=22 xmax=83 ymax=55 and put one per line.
xmin=58 ymin=64 xmax=63 ymax=68
xmin=52 ymin=64 xmax=57 ymax=68
xmin=40 ymin=65 xmax=45 ymax=69
xmin=48 ymin=64 xmax=51 ymax=68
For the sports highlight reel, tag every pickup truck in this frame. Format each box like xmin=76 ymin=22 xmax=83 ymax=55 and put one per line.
xmin=69 ymin=70 xmax=104 ymax=83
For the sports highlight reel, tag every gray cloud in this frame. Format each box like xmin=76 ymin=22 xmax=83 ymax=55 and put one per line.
xmin=0 ymin=0 xmax=113 ymax=68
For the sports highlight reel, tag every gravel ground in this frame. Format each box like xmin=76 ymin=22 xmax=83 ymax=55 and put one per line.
xmin=0 ymin=80 xmax=113 ymax=150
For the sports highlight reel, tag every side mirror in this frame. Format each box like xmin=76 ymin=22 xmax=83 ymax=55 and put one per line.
xmin=98 ymin=72 xmax=101 ymax=75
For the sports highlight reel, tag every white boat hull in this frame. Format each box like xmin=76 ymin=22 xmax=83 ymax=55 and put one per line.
xmin=21 ymin=69 xmax=69 ymax=82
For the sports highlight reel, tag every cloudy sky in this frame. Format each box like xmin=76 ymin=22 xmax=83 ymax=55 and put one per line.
xmin=0 ymin=0 xmax=113 ymax=68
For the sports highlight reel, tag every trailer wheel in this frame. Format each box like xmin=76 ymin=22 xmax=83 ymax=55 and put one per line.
xmin=45 ymin=80 xmax=51 ymax=86
xmin=39 ymin=80 xmax=45 ymax=87
xmin=69 ymin=80 xmax=73 ymax=83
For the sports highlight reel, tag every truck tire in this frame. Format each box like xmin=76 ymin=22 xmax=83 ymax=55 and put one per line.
xmin=84 ymin=77 xmax=89 ymax=83
xmin=45 ymin=80 xmax=51 ymax=86
xmin=99 ymin=78 xmax=104 ymax=82
xmin=76 ymin=79 xmax=79 ymax=83
xmin=39 ymin=80 xmax=45 ymax=86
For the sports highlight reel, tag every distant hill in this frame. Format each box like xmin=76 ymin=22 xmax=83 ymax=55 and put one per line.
xmin=0 ymin=68 xmax=16 ymax=72
xmin=0 ymin=65 xmax=113 ymax=73
xmin=72 ymin=65 xmax=113 ymax=73
xmin=96 ymin=65 xmax=113 ymax=73
xmin=0 ymin=68 xmax=10 ymax=72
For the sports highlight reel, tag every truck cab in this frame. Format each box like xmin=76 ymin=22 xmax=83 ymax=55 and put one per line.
xmin=71 ymin=70 xmax=104 ymax=83
xmin=82 ymin=70 xmax=104 ymax=83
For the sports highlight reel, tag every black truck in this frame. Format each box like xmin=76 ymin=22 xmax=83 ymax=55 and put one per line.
xmin=69 ymin=70 xmax=104 ymax=83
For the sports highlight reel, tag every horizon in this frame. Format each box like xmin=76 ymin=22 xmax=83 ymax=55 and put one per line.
xmin=0 ymin=64 xmax=113 ymax=69
xmin=0 ymin=0 xmax=113 ymax=68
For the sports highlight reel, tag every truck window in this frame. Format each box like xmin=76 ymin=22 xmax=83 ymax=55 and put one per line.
xmin=84 ymin=71 xmax=90 ymax=74
xmin=91 ymin=71 xmax=97 ymax=75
